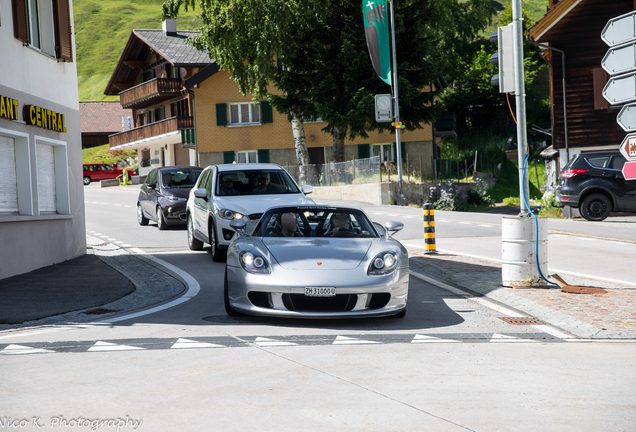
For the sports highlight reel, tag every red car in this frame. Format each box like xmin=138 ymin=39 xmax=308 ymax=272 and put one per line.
xmin=83 ymin=163 xmax=136 ymax=185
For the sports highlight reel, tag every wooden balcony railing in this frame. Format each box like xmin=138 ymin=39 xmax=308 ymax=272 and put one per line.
xmin=119 ymin=78 xmax=183 ymax=109
xmin=109 ymin=116 xmax=194 ymax=148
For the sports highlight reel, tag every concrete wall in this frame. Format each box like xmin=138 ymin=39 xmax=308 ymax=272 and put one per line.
xmin=0 ymin=0 xmax=85 ymax=280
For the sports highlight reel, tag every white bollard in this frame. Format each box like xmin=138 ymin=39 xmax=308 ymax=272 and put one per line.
xmin=501 ymin=216 xmax=548 ymax=287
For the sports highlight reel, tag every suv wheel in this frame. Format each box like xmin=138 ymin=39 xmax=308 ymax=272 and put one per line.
xmin=209 ymin=219 xmax=227 ymax=262
xmin=580 ymin=193 xmax=611 ymax=221
xmin=187 ymin=215 xmax=203 ymax=251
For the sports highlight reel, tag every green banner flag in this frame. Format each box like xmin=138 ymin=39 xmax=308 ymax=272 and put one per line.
xmin=363 ymin=0 xmax=392 ymax=86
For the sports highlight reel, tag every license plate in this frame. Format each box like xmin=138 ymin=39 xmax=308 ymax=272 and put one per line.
xmin=305 ymin=287 xmax=336 ymax=297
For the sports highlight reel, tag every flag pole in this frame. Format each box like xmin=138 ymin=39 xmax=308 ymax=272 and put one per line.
xmin=388 ymin=0 xmax=404 ymax=201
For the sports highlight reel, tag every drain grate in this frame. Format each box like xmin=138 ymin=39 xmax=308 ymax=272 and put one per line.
xmin=500 ymin=317 xmax=543 ymax=325
xmin=82 ymin=308 xmax=121 ymax=315
xmin=561 ymin=285 xmax=608 ymax=295
xmin=92 ymin=242 xmax=109 ymax=247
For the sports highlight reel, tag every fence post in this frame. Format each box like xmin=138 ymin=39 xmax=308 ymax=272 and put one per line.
xmin=419 ymin=155 xmax=422 ymax=183
xmin=406 ymin=154 xmax=410 ymax=183
xmin=379 ymin=158 xmax=382 ymax=183
xmin=423 ymin=201 xmax=437 ymax=253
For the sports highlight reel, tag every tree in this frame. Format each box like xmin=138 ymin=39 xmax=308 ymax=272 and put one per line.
xmin=163 ymin=0 xmax=495 ymax=164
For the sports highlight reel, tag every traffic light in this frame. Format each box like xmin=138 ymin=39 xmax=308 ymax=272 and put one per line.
xmin=490 ymin=24 xmax=515 ymax=94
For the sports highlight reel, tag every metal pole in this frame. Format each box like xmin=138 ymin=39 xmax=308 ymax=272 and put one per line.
xmin=512 ymin=0 xmax=531 ymax=217
xmin=526 ymin=37 xmax=569 ymax=163
xmin=389 ymin=0 xmax=404 ymax=200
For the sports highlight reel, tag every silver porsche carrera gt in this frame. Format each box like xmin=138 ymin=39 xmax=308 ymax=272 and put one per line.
xmin=224 ymin=205 xmax=409 ymax=318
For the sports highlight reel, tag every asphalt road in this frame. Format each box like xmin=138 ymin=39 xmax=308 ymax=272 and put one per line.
xmin=1 ymin=185 xmax=635 ymax=432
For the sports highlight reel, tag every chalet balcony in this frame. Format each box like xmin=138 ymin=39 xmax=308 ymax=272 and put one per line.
xmin=119 ymin=78 xmax=183 ymax=109
xmin=109 ymin=116 xmax=193 ymax=149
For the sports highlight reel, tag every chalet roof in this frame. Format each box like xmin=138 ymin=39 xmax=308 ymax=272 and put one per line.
xmin=79 ymin=102 xmax=132 ymax=134
xmin=133 ymin=30 xmax=212 ymax=66
xmin=527 ymin=0 xmax=584 ymax=42
xmin=104 ymin=28 xmax=214 ymax=96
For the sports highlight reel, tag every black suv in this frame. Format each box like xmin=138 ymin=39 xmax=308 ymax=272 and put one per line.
xmin=556 ymin=151 xmax=636 ymax=221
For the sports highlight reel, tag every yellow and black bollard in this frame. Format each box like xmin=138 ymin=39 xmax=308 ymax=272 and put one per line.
xmin=423 ymin=201 xmax=437 ymax=253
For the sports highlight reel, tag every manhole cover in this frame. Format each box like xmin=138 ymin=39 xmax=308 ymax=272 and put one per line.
xmin=82 ymin=308 xmax=121 ymax=315
xmin=499 ymin=317 xmax=543 ymax=325
xmin=561 ymin=285 xmax=608 ymax=295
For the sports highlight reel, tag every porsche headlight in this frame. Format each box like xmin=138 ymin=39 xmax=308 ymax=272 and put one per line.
xmin=368 ymin=252 xmax=398 ymax=275
xmin=240 ymin=250 xmax=271 ymax=274
xmin=218 ymin=208 xmax=245 ymax=220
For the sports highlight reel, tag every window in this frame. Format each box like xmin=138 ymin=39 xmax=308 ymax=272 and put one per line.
xmin=0 ymin=136 xmax=19 ymax=213
xmin=171 ymin=100 xmax=189 ymax=117
xmin=13 ymin=0 xmax=73 ymax=62
xmin=372 ymin=143 xmax=394 ymax=163
xmin=229 ymin=102 xmax=261 ymax=125
xmin=586 ymin=156 xmax=610 ymax=168
xmin=36 ymin=142 xmax=57 ymax=212
xmin=237 ymin=151 xmax=258 ymax=164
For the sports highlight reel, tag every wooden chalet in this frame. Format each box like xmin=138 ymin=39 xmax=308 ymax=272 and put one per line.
xmin=527 ymin=0 xmax=635 ymax=165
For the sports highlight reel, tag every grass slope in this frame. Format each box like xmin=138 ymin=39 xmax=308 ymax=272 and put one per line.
xmin=75 ymin=0 xmax=203 ymax=101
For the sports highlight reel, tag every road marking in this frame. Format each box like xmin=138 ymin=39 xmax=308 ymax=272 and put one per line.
xmin=412 ymin=335 xmax=460 ymax=344
xmin=478 ymin=224 xmax=493 ymax=228
xmin=171 ymin=338 xmax=224 ymax=349
xmin=0 ymin=344 xmax=54 ymax=355
xmin=490 ymin=333 xmax=537 ymax=343
xmin=88 ymin=341 xmax=145 ymax=352
xmin=333 ymin=336 xmax=380 ymax=345
xmin=254 ymin=337 xmax=297 ymax=347
xmin=458 ymin=222 xmax=472 ymax=225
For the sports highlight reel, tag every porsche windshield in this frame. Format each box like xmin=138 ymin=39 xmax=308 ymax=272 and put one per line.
xmin=216 ymin=169 xmax=300 ymax=196
xmin=254 ymin=208 xmax=379 ymax=238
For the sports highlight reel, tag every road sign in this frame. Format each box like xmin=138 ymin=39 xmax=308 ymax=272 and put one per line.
xmin=619 ymin=133 xmax=636 ymax=160
xmin=601 ymin=10 xmax=636 ymax=47
xmin=602 ymin=42 xmax=636 ymax=75
xmin=603 ymin=70 xmax=636 ymax=105
xmin=617 ymin=104 xmax=636 ymax=131
xmin=374 ymin=94 xmax=392 ymax=122
xmin=622 ymin=160 xmax=636 ymax=180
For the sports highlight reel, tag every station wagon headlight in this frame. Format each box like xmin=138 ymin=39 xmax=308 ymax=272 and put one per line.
xmin=163 ymin=195 xmax=186 ymax=202
xmin=240 ymin=251 xmax=271 ymax=274
xmin=218 ymin=208 xmax=245 ymax=220
xmin=368 ymin=252 xmax=398 ymax=275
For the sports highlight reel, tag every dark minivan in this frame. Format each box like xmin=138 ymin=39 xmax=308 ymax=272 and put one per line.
xmin=555 ymin=151 xmax=636 ymax=221
xmin=137 ymin=166 xmax=202 ymax=230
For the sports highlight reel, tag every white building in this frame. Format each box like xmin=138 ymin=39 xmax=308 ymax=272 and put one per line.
xmin=0 ymin=0 xmax=85 ymax=279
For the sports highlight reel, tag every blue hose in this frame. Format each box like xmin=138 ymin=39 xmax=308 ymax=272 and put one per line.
xmin=521 ymin=154 xmax=559 ymax=287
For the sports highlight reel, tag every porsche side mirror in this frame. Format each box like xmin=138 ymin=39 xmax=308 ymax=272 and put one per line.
xmin=193 ymin=188 xmax=207 ymax=200
xmin=302 ymin=185 xmax=313 ymax=195
xmin=230 ymin=218 xmax=247 ymax=234
xmin=385 ymin=221 xmax=404 ymax=239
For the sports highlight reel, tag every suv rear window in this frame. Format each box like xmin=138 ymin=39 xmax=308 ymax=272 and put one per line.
xmin=585 ymin=156 xmax=610 ymax=168
xmin=610 ymin=155 xmax=626 ymax=170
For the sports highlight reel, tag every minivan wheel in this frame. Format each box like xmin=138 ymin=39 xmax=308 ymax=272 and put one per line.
xmin=580 ymin=193 xmax=611 ymax=221
xmin=83 ymin=176 xmax=91 ymax=185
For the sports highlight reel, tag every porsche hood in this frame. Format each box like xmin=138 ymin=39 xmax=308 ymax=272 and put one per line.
xmin=262 ymin=238 xmax=373 ymax=270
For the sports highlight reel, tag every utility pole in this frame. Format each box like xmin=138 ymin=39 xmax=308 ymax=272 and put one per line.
xmin=512 ymin=0 xmax=530 ymax=217
xmin=389 ymin=0 xmax=404 ymax=201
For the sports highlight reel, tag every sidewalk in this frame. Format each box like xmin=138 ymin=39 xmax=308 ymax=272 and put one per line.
xmin=1 ymin=236 xmax=635 ymax=339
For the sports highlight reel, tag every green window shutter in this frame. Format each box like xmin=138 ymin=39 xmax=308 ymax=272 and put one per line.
xmin=257 ymin=149 xmax=270 ymax=163
xmin=358 ymin=144 xmax=370 ymax=159
xmin=261 ymin=101 xmax=273 ymax=124
xmin=216 ymin=103 xmax=227 ymax=126
xmin=223 ymin=151 xmax=235 ymax=164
